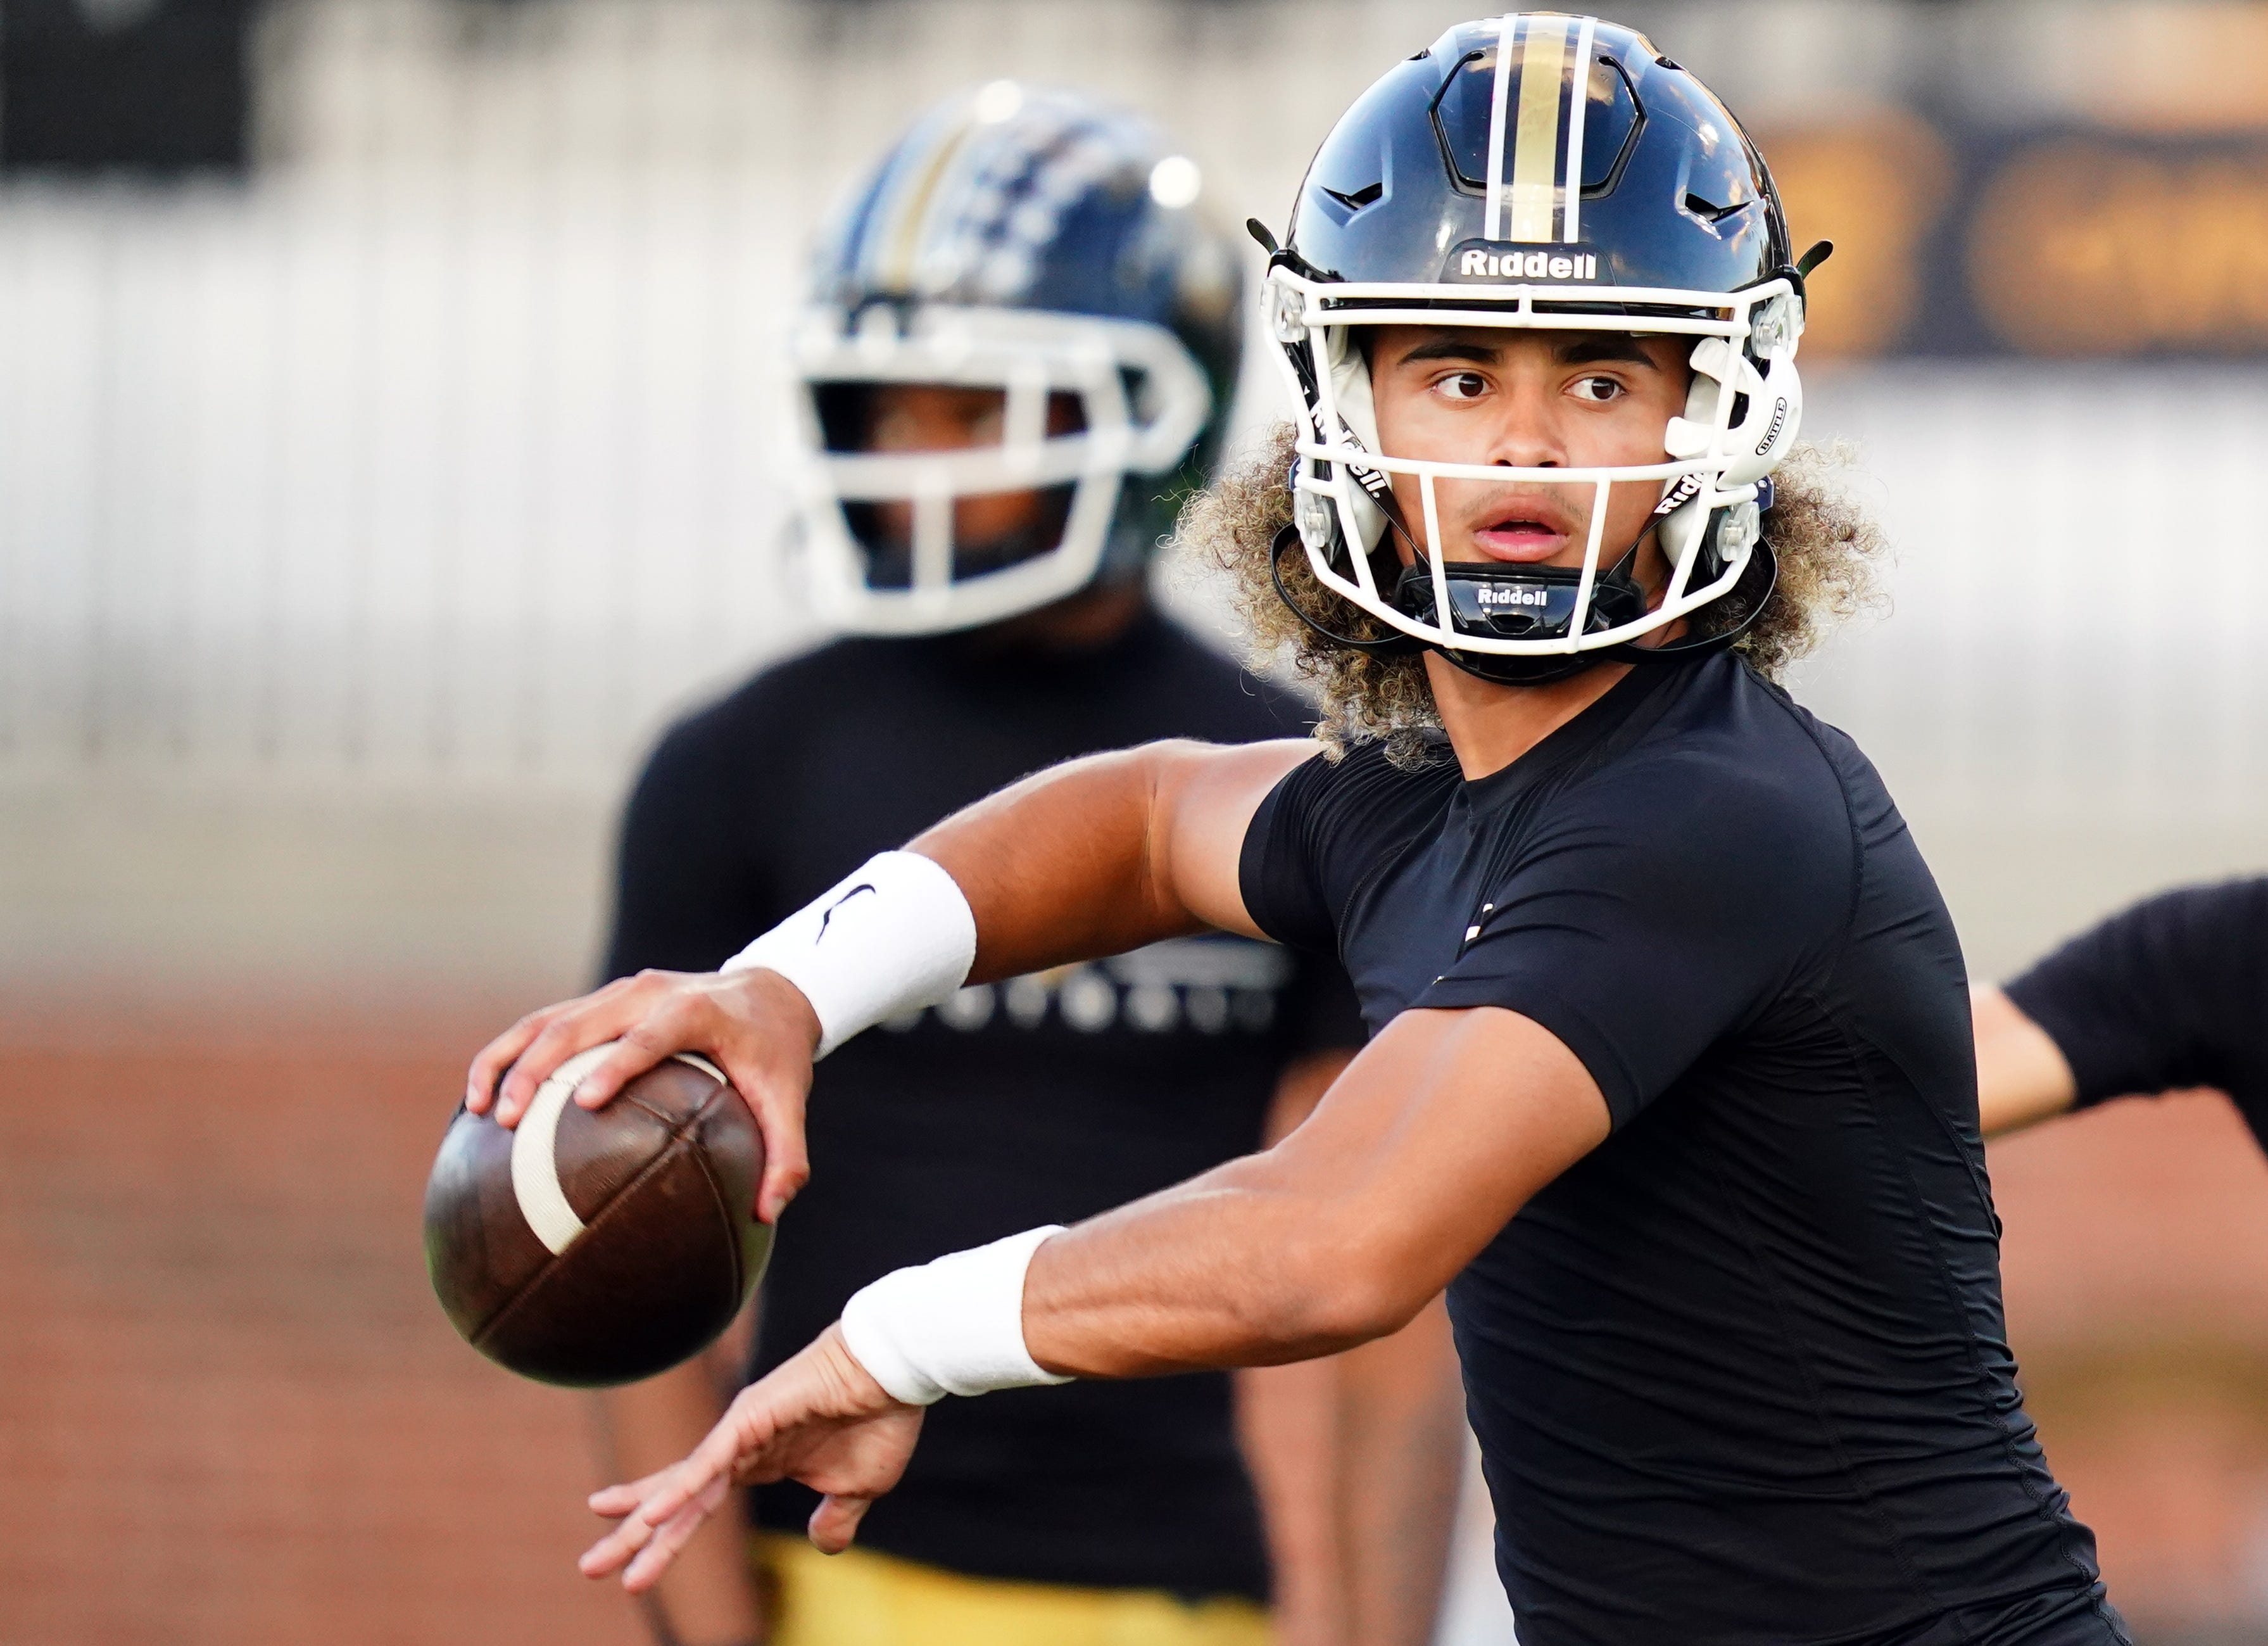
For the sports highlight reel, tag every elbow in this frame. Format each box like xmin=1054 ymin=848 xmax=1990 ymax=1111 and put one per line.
xmin=1257 ymin=1230 xmax=1429 ymax=1357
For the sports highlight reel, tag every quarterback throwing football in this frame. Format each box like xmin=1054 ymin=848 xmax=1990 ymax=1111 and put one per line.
xmin=474 ymin=17 xmax=2129 ymax=1643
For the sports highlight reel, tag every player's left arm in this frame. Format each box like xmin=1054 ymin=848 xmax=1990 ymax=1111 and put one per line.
xmin=579 ymin=1002 xmax=1606 ymax=1590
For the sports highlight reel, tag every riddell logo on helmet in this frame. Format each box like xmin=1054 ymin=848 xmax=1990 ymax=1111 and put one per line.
xmin=1453 ymin=248 xmax=1599 ymax=282
xmin=1477 ymin=584 xmax=1551 ymax=609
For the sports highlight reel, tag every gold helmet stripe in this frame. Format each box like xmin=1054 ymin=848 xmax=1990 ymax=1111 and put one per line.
xmin=883 ymin=111 xmax=980 ymax=290
xmin=1506 ymin=13 xmax=1570 ymax=243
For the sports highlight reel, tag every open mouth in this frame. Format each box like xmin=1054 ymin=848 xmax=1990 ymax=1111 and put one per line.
xmin=1470 ymin=510 xmax=1573 ymax=564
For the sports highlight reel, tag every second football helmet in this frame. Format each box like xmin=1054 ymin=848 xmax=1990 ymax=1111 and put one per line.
xmin=793 ymin=84 xmax=1244 ymax=635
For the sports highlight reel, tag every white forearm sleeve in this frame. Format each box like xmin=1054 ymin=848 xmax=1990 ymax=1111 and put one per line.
xmin=838 ymin=1227 xmax=1074 ymax=1406
xmin=721 ymin=851 xmax=977 ymax=1058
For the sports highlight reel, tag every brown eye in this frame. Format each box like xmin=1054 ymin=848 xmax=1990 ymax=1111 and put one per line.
xmin=1572 ymin=375 xmax=1624 ymax=403
xmin=1437 ymin=372 xmax=1488 ymax=402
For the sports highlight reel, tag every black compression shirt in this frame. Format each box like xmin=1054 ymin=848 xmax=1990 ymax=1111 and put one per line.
xmin=1240 ymin=654 xmax=2125 ymax=1646
xmin=605 ymin=611 xmax=1359 ymax=1600
xmin=2006 ymin=878 xmax=2268 ymax=1132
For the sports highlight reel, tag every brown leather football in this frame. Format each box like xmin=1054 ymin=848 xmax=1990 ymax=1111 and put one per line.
xmin=423 ymin=1046 xmax=771 ymax=1387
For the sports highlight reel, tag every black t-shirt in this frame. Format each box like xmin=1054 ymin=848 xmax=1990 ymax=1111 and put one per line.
xmin=604 ymin=612 xmax=1359 ymax=1600
xmin=2006 ymin=877 xmax=2268 ymax=1135
xmin=1240 ymin=654 xmax=2126 ymax=1646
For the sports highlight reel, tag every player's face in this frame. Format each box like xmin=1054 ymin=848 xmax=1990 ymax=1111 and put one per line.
xmin=1368 ymin=326 xmax=1691 ymax=581
xmin=863 ymin=383 xmax=1084 ymax=554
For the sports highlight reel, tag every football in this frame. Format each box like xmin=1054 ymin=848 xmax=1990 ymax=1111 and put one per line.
xmin=423 ymin=1044 xmax=771 ymax=1387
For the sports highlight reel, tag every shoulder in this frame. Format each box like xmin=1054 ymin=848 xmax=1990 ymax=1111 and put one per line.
xmin=1242 ymin=736 xmax=1456 ymax=947
xmin=2134 ymin=875 xmax=2268 ymax=947
xmin=1563 ymin=661 xmax=1863 ymax=917
xmin=1259 ymin=735 xmax=1460 ymax=902
xmin=1277 ymin=735 xmax=1458 ymax=838
xmin=2043 ymin=875 xmax=2268 ymax=978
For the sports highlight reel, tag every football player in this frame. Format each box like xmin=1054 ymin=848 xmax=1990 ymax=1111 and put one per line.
xmin=585 ymin=85 xmax=1463 ymax=1646
xmin=476 ymin=20 xmax=2129 ymax=1643
xmin=1974 ymin=878 xmax=2265 ymax=1139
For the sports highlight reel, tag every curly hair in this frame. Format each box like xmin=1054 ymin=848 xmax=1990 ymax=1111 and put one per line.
xmin=1174 ymin=422 xmax=1891 ymax=768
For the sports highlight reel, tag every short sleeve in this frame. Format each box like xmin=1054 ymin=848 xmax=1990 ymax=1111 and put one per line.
xmin=1416 ymin=759 xmax=1851 ymax=1129
xmin=601 ymin=710 xmax=781 ymax=982
xmin=2005 ymin=877 xmax=2268 ymax=1112
xmin=1237 ymin=754 xmax=1341 ymax=954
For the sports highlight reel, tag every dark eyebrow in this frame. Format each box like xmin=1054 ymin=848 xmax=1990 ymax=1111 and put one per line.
xmin=1385 ymin=332 xmax=1660 ymax=371
xmin=1555 ymin=334 xmax=1658 ymax=369
xmin=1391 ymin=335 xmax=1502 ymax=368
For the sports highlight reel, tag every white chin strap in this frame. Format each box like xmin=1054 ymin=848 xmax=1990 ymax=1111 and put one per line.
xmin=1658 ymin=337 xmax=1805 ymax=571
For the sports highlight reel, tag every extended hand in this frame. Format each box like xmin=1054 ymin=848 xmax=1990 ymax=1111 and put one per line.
xmin=463 ymin=966 xmax=822 ymax=1221
xmin=579 ymin=1324 xmax=924 ymax=1591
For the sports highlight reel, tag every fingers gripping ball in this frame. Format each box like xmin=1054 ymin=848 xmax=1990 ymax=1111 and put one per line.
xmin=424 ymin=1045 xmax=771 ymax=1387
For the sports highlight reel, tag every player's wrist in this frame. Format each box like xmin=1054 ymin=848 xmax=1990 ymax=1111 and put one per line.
xmin=726 ymin=966 xmax=823 ymax=1061
xmin=837 ymin=1227 xmax=1073 ymax=1406
xmin=812 ymin=1320 xmax=899 ymax=1412
xmin=721 ymin=851 xmax=976 ymax=1058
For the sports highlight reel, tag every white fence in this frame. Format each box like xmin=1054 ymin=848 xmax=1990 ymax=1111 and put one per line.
xmin=4 ymin=0 xmax=2265 ymax=826
xmin=7 ymin=173 xmax=2266 ymax=825
xmin=1796 ymin=363 xmax=2268 ymax=826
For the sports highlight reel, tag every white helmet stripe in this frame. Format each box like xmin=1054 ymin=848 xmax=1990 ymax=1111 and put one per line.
xmin=1561 ymin=16 xmax=1598 ymax=245
xmin=1482 ymin=13 xmax=1519 ymax=242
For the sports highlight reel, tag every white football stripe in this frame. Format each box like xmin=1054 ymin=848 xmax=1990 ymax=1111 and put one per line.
xmin=675 ymin=1051 xmax=727 ymax=1086
xmin=508 ymin=1045 xmax=733 ymax=1257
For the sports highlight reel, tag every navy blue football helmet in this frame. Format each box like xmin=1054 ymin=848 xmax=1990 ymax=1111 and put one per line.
xmin=793 ymin=82 xmax=1244 ymax=634
xmin=1264 ymin=14 xmax=1815 ymax=683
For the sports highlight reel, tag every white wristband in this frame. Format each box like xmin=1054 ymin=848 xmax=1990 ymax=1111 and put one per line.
xmin=721 ymin=851 xmax=977 ymax=1059
xmin=838 ymin=1227 xmax=1073 ymax=1407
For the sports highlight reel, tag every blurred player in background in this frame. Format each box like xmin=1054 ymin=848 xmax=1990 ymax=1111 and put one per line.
xmin=481 ymin=18 xmax=2127 ymax=1643
xmin=1974 ymin=878 xmax=2265 ymax=1138
xmin=594 ymin=84 xmax=1463 ymax=1646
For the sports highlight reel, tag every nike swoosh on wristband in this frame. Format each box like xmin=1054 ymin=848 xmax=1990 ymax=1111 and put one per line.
xmin=816 ymin=883 xmax=877 ymax=942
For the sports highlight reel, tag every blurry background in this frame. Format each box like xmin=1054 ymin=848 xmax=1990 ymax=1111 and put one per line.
xmin=3 ymin=1 xmax=2267 ymax=1641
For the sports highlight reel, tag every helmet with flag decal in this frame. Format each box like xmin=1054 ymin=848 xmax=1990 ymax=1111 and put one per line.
xmin=1261 ymin=13 xmax=1820 ymax=684
xmin=791 ymin=83 xmax=1243 ymax=635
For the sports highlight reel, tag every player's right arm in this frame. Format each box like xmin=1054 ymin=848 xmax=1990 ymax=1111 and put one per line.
xmin=463 ymin=737 xmax=1318 ymax=1218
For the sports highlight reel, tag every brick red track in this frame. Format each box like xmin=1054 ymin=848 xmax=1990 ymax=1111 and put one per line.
xmin=0 ymin=1034 xmax=643 ymax=1646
